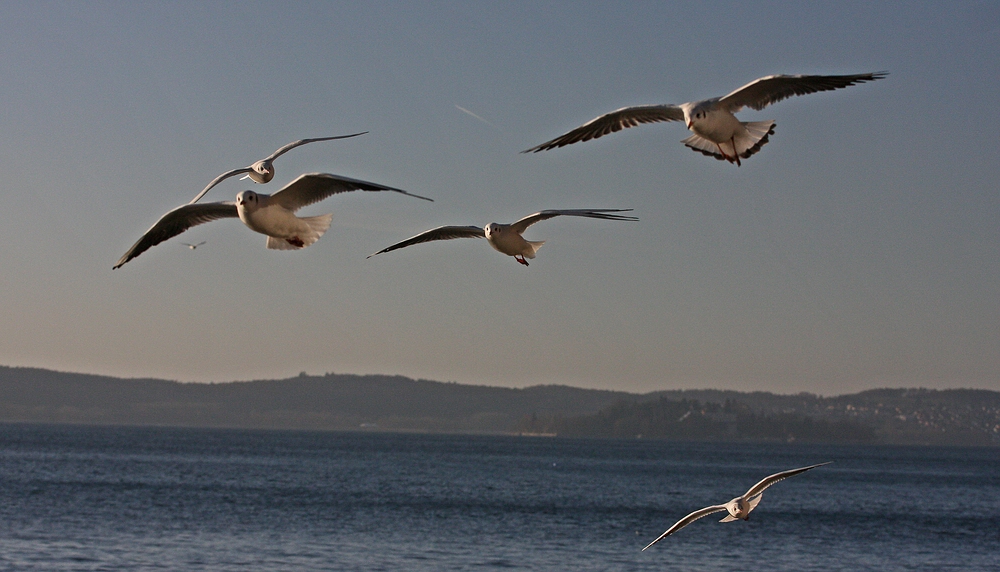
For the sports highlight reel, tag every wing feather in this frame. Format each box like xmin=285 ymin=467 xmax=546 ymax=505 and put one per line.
xmin=113 ymin=202 xmax=238 ymax=269
xmin=523 ymin=105 xmax=684 ymax=152
xmin=189 ymin=167 xmax=252 ymax=204
xmin=743 ymin=462 xmax=831 ymax=499
xmin=642 ymin=505 xmax=728 ymax=550
xmin=263 ymin=132 xmax=368 ymax=161
xmin=367 ymin=225 xmax=485 ymax=258
xmin=509 ymin=209 xmax=637 ymax=234
xmin=719 ymin=72 xmax=887 ymax=112
xmin=271 ymin=173 xmax=432 ymax=212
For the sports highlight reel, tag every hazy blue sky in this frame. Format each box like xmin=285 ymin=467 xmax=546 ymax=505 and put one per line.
xmin=1 ymin=1 xmax=997 ymax=395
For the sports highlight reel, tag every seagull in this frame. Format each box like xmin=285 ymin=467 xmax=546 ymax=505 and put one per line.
xmin=114 ymin=172 xmax=431 ymax=269
xmin=524 ymin=72 xmax=887 ymax=166
xmin=188 ymin=133 xmax=367 ymax=204
xmin=367 ymin=209 xmax=637 ymax=266
xmin=642 ymin=462 xmax=830 ymax=550
xmin=181 ymin=241 xmax=206 ymax=250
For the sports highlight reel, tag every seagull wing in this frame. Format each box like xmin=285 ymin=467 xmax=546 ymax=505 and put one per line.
xmin=262 ymin=132 xmax=369 ymax=161
xmin=743 ymin=462 xmax=831 ymax=499
xmin=113 ymin=202 xmax=238 ymax=269
xmin=189 ymin=167 xmax=253 ymax=204
xmin=270 ymin=172 xmax=432 ymax=212
xmin=523 ymin=105 xmax=684 ymax=152
xmin=367 ymin=225 xmax=485 ymax=258
xmin=508 ymin=209 xmax=637 ymax=234
xmin=642 ymin=504 xmax=728 ymax=550
xmin=718 ymin=72 xmax=888 ymax=113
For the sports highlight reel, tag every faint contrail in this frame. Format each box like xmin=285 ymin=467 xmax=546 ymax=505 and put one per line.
xmin=455 ymin=104 xmax=500 ymax=130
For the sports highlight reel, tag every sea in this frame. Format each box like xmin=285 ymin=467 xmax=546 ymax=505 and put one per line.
xmin=0 ymin=424 xmax=997 ymax=571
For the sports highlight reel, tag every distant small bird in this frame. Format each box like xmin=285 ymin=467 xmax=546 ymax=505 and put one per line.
xmin=114 ymin=173 xmax=432 ymax=269
xmin=181 ymin=241 xmax=206 ymax=250
xmin=367 ymin=209 xmax=637 ymax=266
xmin=524 ymin=72 xmax=886 ymax=165
xmin=189 ymin=133 xmax=367 ymax=204
xmin=642 ymin=462 xmax=831 ymax=550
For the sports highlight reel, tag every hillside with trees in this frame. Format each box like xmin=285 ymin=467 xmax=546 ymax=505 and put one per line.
xmin=1 ymin=366 xmax=997 ymax=445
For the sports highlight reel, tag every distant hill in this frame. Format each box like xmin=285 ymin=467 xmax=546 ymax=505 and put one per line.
xmin=1 ymin=366 xmax=997 ymax=446
xmin=0 ymin=366 xmax=637 ymax=433
xmin=518 ymin=388 xmax=1000 ymax=446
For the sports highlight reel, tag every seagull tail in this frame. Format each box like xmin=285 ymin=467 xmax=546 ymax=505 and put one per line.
xmin=681 ymin=121 xmax=775 ymax=163
xmin=719 ymin=514 xmax=740 ymax=523
xmin=737 ymin=121 xmax=776 ymax=159
xmin=524 ymin=240 xmax=545 ymax=259
xmin=266 ymin=214 xmax=333 ymax=250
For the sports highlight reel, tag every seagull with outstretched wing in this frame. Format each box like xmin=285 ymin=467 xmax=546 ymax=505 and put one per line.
xmin=643 ymin=462 xmax=831 ymax=550
xmin=524 ymin=72 xmax=887 ymax=165
xmin=114 ymin=172 xmax=431 ymax=269
xmin=189 ymin=133 xmax=368 ymax=203
xmin=368 ymin=209 xmax=637 ymax=266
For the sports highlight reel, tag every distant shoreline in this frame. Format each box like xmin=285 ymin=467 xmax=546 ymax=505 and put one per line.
xmin=1 ymin=365 xmax=997 ymax=446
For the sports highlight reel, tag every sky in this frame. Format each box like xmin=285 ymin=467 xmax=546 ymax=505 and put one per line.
xmin=0 ymin=1 xmax=997 ymax=395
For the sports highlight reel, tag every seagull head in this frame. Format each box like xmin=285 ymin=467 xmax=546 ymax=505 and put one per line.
xmin=724 ymin=499 xmax=742 ymax=519
xmin=484 ymin=223 xmax=503 ymax=238
xmin=683 ymin=102 xmax=712 ymax=130
xmin=247 ymin=160 xmax=275 ymax=184
xmin=236 ymin=190 xmax=260 ymax=211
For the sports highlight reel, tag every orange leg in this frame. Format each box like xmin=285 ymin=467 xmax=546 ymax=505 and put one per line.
xmin=515 ymin=255 xmax=529 ymax=266
xmin=715 ymin=142 xmax=738 ymax=165
xmin=731 ymin=136 xmax=741 ymax=167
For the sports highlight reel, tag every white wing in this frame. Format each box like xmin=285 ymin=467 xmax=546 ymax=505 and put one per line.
xmin=189 ymin=167 xmax=252 ymax=204
xmin=642 ymin=504 xmax=728 ymax=550
xmin=523 ymin=105 xmax=684 ymax=152
xmin=508 ymin=209 xmax=637 ymax=234
xmin=269 ymin=172 xmax=432 ymax=212
xmin=262 ymin=132 xmax=368 ymax=161
xmin=187 ymin=132 xmax=368 ymax=204
xmin=367 ymin=225 xmax=485 ymax=258
xmin=718 ymin=72 xmax=887 ymax=113
xmin=743 ymin=462 xmax=831 ymax=499
xmin=114 ymin=202 xmax=238 ymax=268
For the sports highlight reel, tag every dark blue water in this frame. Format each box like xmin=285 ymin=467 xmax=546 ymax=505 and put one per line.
xmin=0 ymin=425 xmax=997 ymax=571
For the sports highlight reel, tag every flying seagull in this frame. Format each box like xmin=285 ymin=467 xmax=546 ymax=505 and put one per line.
xmin=181 ymin=241 xmax=206 ymax=250
xmin=114 ymin=172 xmax=432 ymax=269
xmin=188 ymin=133 xmax=367 ymax=204
xmin=524 ymin=72 xmax=887 ymax=165
xmin=367 ymin=209 xmax=637 ymax=266
xmin=642 ymin=462 xmax=831 ymax=550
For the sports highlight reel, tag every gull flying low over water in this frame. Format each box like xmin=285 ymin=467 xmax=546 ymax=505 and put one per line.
xmin=181 ymin=241 xmax=206 ymax=250
xmin=642 ymin=462 xmax=831 ymax=550
xmin=524 ymin=72 xmax=887 ymax=165
xmin=188 ymin=133 xmax=367 ymax=204
xmin=367 ymin=209 xmax=637 ymax=266
xmin=114 ymin=173 xmax=432 ymax=269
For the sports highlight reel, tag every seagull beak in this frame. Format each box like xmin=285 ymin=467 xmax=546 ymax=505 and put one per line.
xmin=686 ymin=121 xmax=693 ymax=129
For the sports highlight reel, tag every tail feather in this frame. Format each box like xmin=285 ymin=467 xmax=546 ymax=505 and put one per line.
xmin=738 ymin=121 xmax=775 ymax=158
xmin=719 ymin=514 xmax=739 ymax=523
xmin=524 ymin=240 xmax=545 ymax=259
xmin=265 ymin=213 xmax=333 ymax=250
xmin=682 ymin=121 xmax=775 ymax=163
